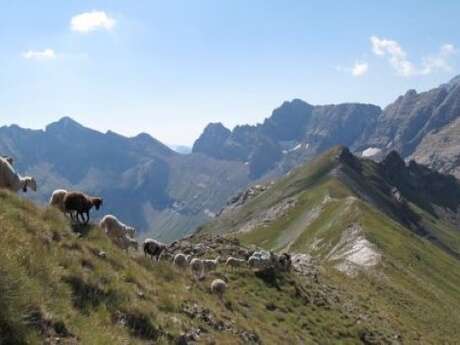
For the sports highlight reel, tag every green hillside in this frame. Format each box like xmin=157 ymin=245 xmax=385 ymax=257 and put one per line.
xmin=201 ymin=146 xmax=460 ymax=343
xmin=0 ymin=188 xmax=421 ymax=345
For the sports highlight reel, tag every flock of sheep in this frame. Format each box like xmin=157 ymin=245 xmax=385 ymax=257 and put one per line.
xmin=0 ymin=155 xmax=292 ymax=298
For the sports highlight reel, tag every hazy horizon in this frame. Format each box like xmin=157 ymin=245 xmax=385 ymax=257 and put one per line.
xmin=1 ymin=1 xmax=459 ymax=145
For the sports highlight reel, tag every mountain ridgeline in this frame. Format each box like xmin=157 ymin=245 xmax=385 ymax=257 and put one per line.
xmin=193 ymin=75 xmax=460 ymax=179
xmin=198 ymin=146 xmax=460 ymax=342
xmin=1 ymin=75 xmax=460 ymax=241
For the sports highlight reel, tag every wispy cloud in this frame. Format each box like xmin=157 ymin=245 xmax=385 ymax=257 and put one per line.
xmin=22 ymin=49 xmax=56 ymax=60
xmin=71 ymin=10 xmax=115 ymax=33
xmin=370 ymin=36 xmax=456 ymax=77
xmin=336 ymin=62 xmax=369 ymax=77
xmin=352 ymin=62 xmax=369 ymax=77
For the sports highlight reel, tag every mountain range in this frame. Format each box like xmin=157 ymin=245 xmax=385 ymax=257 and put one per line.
xmin=1 ymin=75 xmax=460 ymax=241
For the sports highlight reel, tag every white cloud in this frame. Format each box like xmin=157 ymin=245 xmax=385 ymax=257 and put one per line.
xmin=336 ymin=62 xmax=369 ymax=77
xmin=71 ymin=11 xmax=115 ymax=33
xmin=352 ymin=62 xmax=369 ymax=77
xmin=420 ymin=44 xmax=456 ymax=75
xmin=22 ymin=49 xmax=56 ymax=60
xmin=370 ymin=36 xmax=415 ymax=76
xmin=370 ymin=36 xmax=456 ymax=77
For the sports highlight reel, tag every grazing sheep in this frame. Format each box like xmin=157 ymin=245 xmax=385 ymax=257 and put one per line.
xmin=0 ymin=157 xmax=37 ymax=193
xmin=173 ymin=253 xmax=191 ymax=269
xmin=225 ymin=256 xmax=246 ymax=271
xmin=143 ymin=238 xmax=166 ymax=261
xmin=202 ymin=256 xmax=221 ymax=273
xmin=63 ymin=191 xmax=103 ymax=224
xmin=210 ymin=279 xmax=227 ymax=299
xmin=99 ymin=215 xmax=136 ymax=238
xmin=49 ymin=189 xmax=67 ymax=211
xmin=190 ymin=258 xmax=204 ymax=279
xmin=248 ymin=253 xmax=271 ymax=270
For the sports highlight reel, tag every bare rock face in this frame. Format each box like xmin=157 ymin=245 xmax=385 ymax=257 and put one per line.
xmin=410 ymin=117 xmax=460 ymax=179
xmin=192 ymin=99 xmax=381 ymax=178
xmin=362 ymin=75 xmax=460 ymax=158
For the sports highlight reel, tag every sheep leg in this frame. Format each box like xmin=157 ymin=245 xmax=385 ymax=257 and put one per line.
xmin=83 ymin=211 xmax=89 ymax=224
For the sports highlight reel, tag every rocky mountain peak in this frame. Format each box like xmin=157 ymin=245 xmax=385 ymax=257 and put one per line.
xmin=46 ymin=116 xmax=83 ymax=132
xmin=192 ymin=123 xmax=232 ymax=158
xmin=382 ymin=151 xmax=406 ymax=171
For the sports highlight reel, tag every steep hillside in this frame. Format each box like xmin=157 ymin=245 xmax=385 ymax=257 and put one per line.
xmin=200 ymin=147 xmax=460 ymax=343
xmin=0 ymin=118 xmax=251 ymax=242
xmin=0 ymin=189 xmax=421 ymax=344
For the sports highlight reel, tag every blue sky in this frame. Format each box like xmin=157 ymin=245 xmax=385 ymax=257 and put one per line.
xmin=0 ymin=1 xmax=459 ymax=145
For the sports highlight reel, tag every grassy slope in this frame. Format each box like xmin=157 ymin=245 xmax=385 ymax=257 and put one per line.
xmin=201 ymin=147 xmax=460 ymax=344
xmin=0 ymin=189 xmax=411 ymax=345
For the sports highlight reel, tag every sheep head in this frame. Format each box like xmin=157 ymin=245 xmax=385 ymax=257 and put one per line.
xmin=92 ymin=197 xmax=103 ymax=210
xmin=23 ymin=177 xmax=37 ymax=193
xmin=125 ymin=226 xmax=136 ymax=237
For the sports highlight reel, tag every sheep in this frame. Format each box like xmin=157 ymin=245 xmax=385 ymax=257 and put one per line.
xmin=173 ymin=253 xmax=191 ymax=269
xmin=278 ymin=253 xmax=292 ymax=271
xmin=0 ymin=157 xmax=37 ymax=193
xmin=99 ymin=215 xmax=136 ymax=239
xmin=202 ymin=256 xmax=221 ymax=273
xmin=190 ymin=258 xmax=205 ymax=279
xmin=63 ymin=191 xmax=103 ymax=224
xmin=143 ymin=238 xmax=166 ymax=262
xmin=49 ymin=189 xmax=68 ymax=212
xmin=248 ymin=254 xmax=270 ymax=270
xmin=210 ymin=279 xmax=227 ymax=299
xmin=225 ymin=256 xmax=246 ymax=271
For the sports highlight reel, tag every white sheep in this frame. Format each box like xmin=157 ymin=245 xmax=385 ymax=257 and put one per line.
xmin=0 ymin=157 xmax=37 ymax=193
xmin=99 ymin=215 xmax=136 ymax=239
xmin=173 ymin=253 xmax=191 ymax=269
xmin=202 ymin=256 xmax=221 ymax=273
xmin=190 ymin=258 xmax=205 ymax=279
xmin=248 ymin=254 xmax=270 ymax=270
xmin=210 ymin=279 xmax=227 ymax=299
xmin=49 ymin=189 xmax=67 ymax=211
xmin=225 ymin=256 xmax=246 ymax=271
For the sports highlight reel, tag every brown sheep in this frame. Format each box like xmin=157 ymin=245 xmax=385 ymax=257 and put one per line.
xmin=63 ymin=191 xmax=103 ymax=224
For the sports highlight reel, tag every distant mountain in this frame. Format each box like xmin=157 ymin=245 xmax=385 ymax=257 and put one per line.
xmin=194 ymin=75 xmax=460 ymax=179
xmin=0 ymin=117 xmax=251 ymax=241
xmin=359 ymin=75 xmax=460 ymax=159
xmin=410 ymin=116 xmax=460 ymax=178
xmin=198 ymin=146 xmax=460 ymax=342
xmin=193 ymin=100 xmax=381 ymax=178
